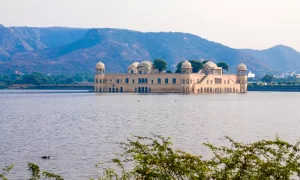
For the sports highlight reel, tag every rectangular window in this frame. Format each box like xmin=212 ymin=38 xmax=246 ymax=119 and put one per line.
xmin=158 ymin=78 xmax=161 ymax=84
xmin=100 ymin=79 xmax=103 ymax=84
xmin=96 ymin=79 xmax=98 ymax=84
xmin=172 ymin=78 xmax=176 ymax=84
xmin=138 ymin=78 xmax=141 ymax=84
xmin=215 ymin=78 xmax=222 ymax=84
xmin=151 ymin=80 xmax=154 ymax=84
xmin=207 ymin=80 xmax=209 ymax=84
xmin=117 ymin=79 xmax=120 ymax=83
xmin=125 ymin=78 xmax=129 ymax=84
xmin=132 ymin=79 xmax=135 ymax=84
xmin=165 ymin=78 xmax=169 ymax=84
xmin=145 ymin=78 xmax=148 ymax=84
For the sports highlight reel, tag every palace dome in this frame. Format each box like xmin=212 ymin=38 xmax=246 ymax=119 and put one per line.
xmin=238 ymin=63 xmax=247 ymax=71
xmin=96 ymin=61 xmax=105 ymax=69
xmin=137 ymin=61 xmax=152 ymax=68
xmin=182 ymin=60 xmax=192 ymax=69
xmin=203 ymin=61 xmax=218 ymax=68
xmin=128 ymin=62 xmax=139 ymax=70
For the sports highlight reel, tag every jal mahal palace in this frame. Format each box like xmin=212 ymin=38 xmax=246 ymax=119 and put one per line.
xmin=94 ymin=60 xmax=248 ymax=93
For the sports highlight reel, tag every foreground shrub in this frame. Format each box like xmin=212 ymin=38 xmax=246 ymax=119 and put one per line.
xmin=2 ymin=135 xmax=300 ymax=179
xmin=95 ymin=134 xmax=300 ymax=180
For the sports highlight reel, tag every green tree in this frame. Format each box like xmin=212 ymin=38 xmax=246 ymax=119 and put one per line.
xmin=202 ymin=60 xmax=209 ymax=64
xmin=74 ymin=73 xmax=85 ymax=82
xmin=65 ymin=77 xmax=75 ymax=84
xmin=261 ymin=74 xmax=274 ymax=83
xmin=175 ymin=61 xmax=184 ymax=73
xmin=175 ymin=60 xmax=203 ymax=73
xmin=217 ymin=62 xmax=229 ymax=72
xmin=22 ymin=75 xmax=40 ymax=85
xmin=189 ymin=60 xmax=203 ymax=73
xmin=153 ymin=59 xmax=167 ymax=73
xmin=166 ymin=70 xmax=172 ymax=73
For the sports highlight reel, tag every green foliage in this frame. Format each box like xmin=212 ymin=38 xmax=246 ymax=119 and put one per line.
xmin=96 ymin=134 xmax=300 ymax=180
xmin=205 ymin=136 xmax=300 ymax=179
xmin=202 ymin=60 xmax=209 ymax=65
xmin=2 ymin=135 xmax=300 ymax=179
xmin=42 ymin=172 xmax=64 ymax=180
xmin=189 ymin=60 xmax=203 ymax=73
xmin=166 ymin=70 xmax=172 ymax=73
xmin=153 ymin=59 xmax=167 ymax=73
xmin=0 ymin=164 xmax=14 ymax=180
xmin=175 ymin=61 xmax=184 ymax=73
xmin=217 ymin=62 xmax=229 ymax=72
xmin=96 ymin=134 xmax=209 ymax=179
xmin=262 ymin=74 xmax=274 ymax=83
xmin=0 ymin=72 xmax=95 ymax=86
xmin=175 ymin=60 xmax=203 ymax=73
xmin=28 ymin=163 xmax=41 ymax=180
xmin=28 ymin=162 xmax=64 ymax=180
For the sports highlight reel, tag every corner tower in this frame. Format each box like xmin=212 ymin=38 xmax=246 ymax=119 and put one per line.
xmin=95 ymin=61 xmax=105 ymax=93
xmin=237 ymin=63 xmax=247 ymax=93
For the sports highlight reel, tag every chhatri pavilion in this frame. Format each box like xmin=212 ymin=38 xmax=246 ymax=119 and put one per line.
xmin=94 ymin=60 xmax=247 ymax=93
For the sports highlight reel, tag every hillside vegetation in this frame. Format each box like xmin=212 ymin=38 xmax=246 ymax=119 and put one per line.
xmin=1 ymin=24 xmax=300 ymax=76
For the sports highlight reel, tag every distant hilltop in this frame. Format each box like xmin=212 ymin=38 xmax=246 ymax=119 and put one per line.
xmin=1 ymin=25 xmax=300 ymax=76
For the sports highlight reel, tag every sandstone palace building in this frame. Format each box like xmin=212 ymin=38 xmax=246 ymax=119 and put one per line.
xmin=94 ymin=60 xmax=247 ymax=93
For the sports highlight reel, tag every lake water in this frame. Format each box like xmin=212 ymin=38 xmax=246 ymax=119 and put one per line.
xmin=1 ymin=90 xmax=300 ymax=179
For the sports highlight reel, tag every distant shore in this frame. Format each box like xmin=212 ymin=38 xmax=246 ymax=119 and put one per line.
xmin=0 ymin=84 xmax=94 ymax=91
xmin=248 ymin=85 xmax=300 ymax=92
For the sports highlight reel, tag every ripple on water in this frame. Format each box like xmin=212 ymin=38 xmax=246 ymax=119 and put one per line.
xmin=1 ymin=91 xmax=300 ymax=179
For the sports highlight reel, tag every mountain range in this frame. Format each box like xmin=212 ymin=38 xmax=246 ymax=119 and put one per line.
xmin=1 ymin=24 xmax=300 ymax=76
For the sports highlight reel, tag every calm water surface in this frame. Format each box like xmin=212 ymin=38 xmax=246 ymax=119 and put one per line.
xmin=1 ymin=90 xmax=300 ymax=179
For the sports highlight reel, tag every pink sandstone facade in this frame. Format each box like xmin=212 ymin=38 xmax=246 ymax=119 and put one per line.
xmin=94 ymin=60 xmax=247 ymax=93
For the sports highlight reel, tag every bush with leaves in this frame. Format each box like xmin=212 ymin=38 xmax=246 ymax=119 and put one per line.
xmin=0 ymin=164 xmax=14 ymax=180
xmin=2 ymin=135 xmax=300 ymax=180
xmin=95 ymin=134 xmax=300 ymax=180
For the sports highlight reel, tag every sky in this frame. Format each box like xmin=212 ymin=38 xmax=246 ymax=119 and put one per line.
xmin=1 ymin=0 xmax=300 ymax=51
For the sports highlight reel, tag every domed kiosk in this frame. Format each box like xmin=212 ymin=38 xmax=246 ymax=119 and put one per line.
xmin=128 ymin=62 xmax=139 ymax=74
xmin=96 ymin=61 xmax=105 ymax=74
xmin=181 ymin=60 xmax=192 ymax=74
xmin=137 ymin=61 xmax=153 ymax=74
xmin=237 ymin=63 xmax=247 ymax=75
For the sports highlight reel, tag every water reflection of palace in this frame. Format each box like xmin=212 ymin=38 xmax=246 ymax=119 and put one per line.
xmin=94 ymin=60 xmax=248 ymax=93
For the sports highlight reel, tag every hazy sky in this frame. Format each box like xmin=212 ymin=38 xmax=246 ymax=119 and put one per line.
xmin=1 ymin=0 xmax=300 ymax=51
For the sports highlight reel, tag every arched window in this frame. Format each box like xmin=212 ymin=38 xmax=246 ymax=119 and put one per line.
xmin=172 ymin=78 xmax=176 ymax=84
xmin=158 ymin=78 xmax=161 ymax=84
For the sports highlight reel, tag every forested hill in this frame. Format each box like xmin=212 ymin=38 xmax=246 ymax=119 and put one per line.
xmin=1 ymin=24 xmax=299 ymax=76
